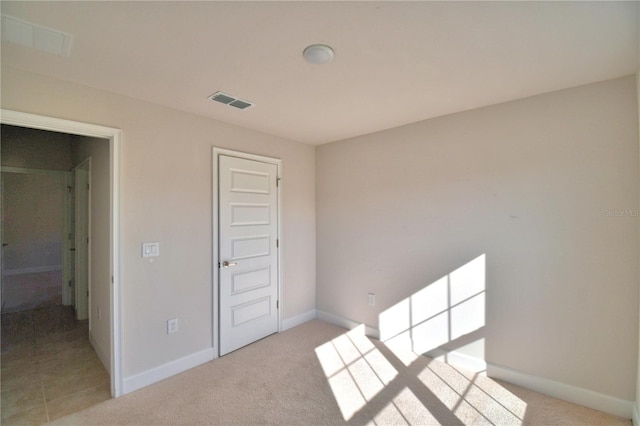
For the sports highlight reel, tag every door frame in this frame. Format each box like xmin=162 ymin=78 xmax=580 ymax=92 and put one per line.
xmin=0 ymin=109 xmax=123 ymax=398
xmin=212 ymin=147 xmax=282 ymax=358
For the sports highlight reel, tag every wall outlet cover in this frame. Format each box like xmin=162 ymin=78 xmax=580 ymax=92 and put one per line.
xmin=167 ymin=318 xmax=178 ymax=334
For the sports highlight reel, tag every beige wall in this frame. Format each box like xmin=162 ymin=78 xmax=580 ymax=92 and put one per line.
xmin=0 ymin=124 xmax=71 ymax=282
xmin=1 ymin=172 xmax=64 ymax=271
xmin=1 ymin=125 xmax=74 ymax=171
xmin=0 ymin=126 xmax=70 ymax=314
xmin=317 ymin=76 xmax=639 ymax=400
xmin=0 ymin=66 xmax=316 ymax=378
xmin=71 ymin=135 xmax=111 ymax=367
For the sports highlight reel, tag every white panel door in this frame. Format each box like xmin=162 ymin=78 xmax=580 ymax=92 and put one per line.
xmin=219 ymin=155 xmax=279 ymax=355
xmin=74 ymin=161 xmax=90 ymax=321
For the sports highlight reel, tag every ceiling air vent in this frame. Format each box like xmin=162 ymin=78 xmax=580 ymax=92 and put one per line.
xmin=208 ymin=91 xmax=254 ymax=110
xmin=1 ymin=14 xmax=72 ymax=57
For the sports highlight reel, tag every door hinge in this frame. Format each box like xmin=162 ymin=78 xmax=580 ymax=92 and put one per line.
xmin=276 ymin=239 xmax=279 ymax=248
xmin=277 ymin=300 xmax=279 ymax=309
xmin=217 ymin=262 xmax=220 ymax=269
xmin=87 ymin=183 xmax=90 ymax=191
xmin=68 ymin=280 xmax=72 ymax=288
xmin=276 ymin=177 xmax=281 ymax=187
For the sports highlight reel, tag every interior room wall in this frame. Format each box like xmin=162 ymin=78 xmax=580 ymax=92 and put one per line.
xmin=1 ymin=172 xmax=65 ymax=313
xmin=71 ymin=135 xmax=111 ymax=369
xmin=1 ymin=172 xmax=64 ymax=272
xmin=316 ymin=76 xmax=639 ymax=402
xmin=1 ymin=126 xmax=73 ymax=313
xmin=0 ymin=66 xmax=316 ymax=380
xmin=1 ymin=125 xmax=74 ymax=171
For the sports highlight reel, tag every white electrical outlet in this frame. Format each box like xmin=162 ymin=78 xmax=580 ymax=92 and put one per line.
xmin=167 ymin=318 xmax=178 ymax=334
xmin=368 ymin=293 xmax=376 ymax=306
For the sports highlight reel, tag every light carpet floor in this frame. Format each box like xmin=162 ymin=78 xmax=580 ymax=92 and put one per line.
xmin=52 ymin=320 xmax=631 ymax=425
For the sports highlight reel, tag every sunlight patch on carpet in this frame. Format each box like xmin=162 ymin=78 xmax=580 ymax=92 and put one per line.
xmin=315 ymin=255 xmax=531 ymax=424
xmin=417 ymin=361 xmax=527 ymax=424
xmin=315 ymin=325 xmax=398 ymax=420
xmin=316 ymin=324 xmax=528 ymax=425
xmin=372 ymin=387 xmax=442 ymax=425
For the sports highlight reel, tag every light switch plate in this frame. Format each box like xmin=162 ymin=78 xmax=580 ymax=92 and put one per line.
xmin=142 ymin=241 xmax=159 ymax=258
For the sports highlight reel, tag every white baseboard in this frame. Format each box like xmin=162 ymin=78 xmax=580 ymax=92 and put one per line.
xmin=426 ymin=347 xmax=487 ymax=373
xmin=487 ymin=361 xmax=633 ymax=419
xmin=315 ymin=310 xmax=633 ymax=419
xmin=89 ymin=332 xmax=110 ymax=374
xmin=632 ymin=402 xmax=639 ymax=426
xmin=122 ymin=348 xmax=214 ymax=395
xmin=2 ymin=265 xmax=62 ymax=276
xmin=316 ymin=309 xmax=380 ymax=339
xmin=282 ymin=309 xmax=316 ymax=331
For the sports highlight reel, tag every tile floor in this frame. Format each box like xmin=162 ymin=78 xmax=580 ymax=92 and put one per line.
xmin=1 ymin=305 xmax=111 ymax=424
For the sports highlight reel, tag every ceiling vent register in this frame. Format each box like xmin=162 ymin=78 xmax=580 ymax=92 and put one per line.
xmin=1 ymin=14 xmax=72 ymax=57
xmin=208 ymin=92 xmax=254 ymax=110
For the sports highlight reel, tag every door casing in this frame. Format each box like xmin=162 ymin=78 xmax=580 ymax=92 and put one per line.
xmin=212 ymin=147 xmax=282 ymax=358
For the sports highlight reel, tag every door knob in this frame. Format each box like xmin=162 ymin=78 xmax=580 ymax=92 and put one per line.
xmin=222 ymin=261 xmax=237 ymax=268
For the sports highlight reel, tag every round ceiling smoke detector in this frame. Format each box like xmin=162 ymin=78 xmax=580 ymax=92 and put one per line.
xmin=303 ymin=44 xmax=335 ymax=64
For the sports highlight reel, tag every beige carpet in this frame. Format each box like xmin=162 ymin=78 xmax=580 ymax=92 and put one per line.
xmin=52 ymin=320 xmax=631 ymax=425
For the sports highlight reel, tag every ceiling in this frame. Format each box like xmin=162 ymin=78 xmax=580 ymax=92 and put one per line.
xmin=1 ymin=1 xmax=638 ymax=145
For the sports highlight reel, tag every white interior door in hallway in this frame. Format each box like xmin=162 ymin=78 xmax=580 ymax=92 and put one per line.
xmin=218 ymin=154 xmax=280 ymax=356
xmin=73 ymin=159 xmax=91 ymax=321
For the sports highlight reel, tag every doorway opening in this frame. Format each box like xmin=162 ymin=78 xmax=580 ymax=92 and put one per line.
xmin=0 ymin=110 xmax=122 ymax=406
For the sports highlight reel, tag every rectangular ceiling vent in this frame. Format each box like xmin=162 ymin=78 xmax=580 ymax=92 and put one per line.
xmin=208 ymin=91 xmax=254 ymax=110
xmin=1 ymin=14 xmax=72 ymax=57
